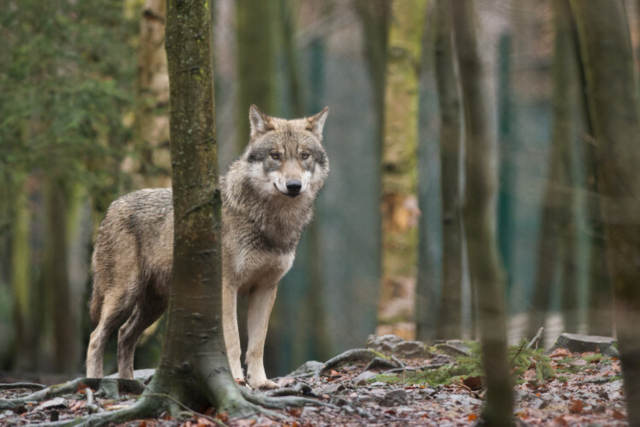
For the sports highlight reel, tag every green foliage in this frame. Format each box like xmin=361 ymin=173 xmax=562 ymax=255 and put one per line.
xmin=372 ymin=340 xmax=555 ymax=387
xmin=508 ymin=340 xmax=555 ymax=385
xmin=0 ymin=0 xmax=138 ymax=203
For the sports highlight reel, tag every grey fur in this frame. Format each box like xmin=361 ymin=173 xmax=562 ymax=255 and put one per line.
xmin=86 ymin=106 xmax=329 ymax=388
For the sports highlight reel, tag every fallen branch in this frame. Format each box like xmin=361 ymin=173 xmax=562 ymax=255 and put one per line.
xmin=0 ymin=382 xmax=46 ymax=391
xmin=527 ymin=327 xmax=545 ymax=350
xmin=85 ymin=388 xmax=99 ymax=414
xmin=381 ymin=363 xmax=450 ymax=375
xmin=576 ymin=376 xmax=622 ymax=385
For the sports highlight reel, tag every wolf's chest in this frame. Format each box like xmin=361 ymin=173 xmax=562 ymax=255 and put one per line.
xmin=229 ymin=249 xmax=295 ymax=293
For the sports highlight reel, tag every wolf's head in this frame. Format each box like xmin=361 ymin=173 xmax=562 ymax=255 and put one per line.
xmin=239 ymin=104 xmax=330 ymax=201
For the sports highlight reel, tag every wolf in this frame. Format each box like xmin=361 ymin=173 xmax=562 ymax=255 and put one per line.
xmin=86 ymin=105 xmax=329 ymax=389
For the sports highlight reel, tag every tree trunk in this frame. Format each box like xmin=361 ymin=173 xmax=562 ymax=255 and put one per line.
xmin=236 ymin=0 xmax=277 ymax=153
xmin=527 ymin=0 xmax=578 ymax=338
xmin=570 ymin=1 xmax=640 ymax=423
xmin=11 ymin=179 xmax=37 ymax=371
xmin=139 ymin=0 xmax=251 ymax=414
xmin=432 ymin=0 xmax=463 ymax=341
xmin=132 ymin=0 xmax=171 ymax=189
xmin=497 ymin=33 xmax=515 ymax=298
xmin=378 ymin=0 xmax=427 ymax=330
xmin=568 ymin=3 xmax=614 ymax=337
xmin=451 ymin=1 xmax=513 ymax=425
xmin=354 ymin=0 xmax=391 ymax=152
xmin=44 ymin=177 xmax=80 ymax=373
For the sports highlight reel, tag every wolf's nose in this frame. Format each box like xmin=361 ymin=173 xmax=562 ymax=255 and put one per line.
xmin=286 ymin=180 xmax=302 ymax=194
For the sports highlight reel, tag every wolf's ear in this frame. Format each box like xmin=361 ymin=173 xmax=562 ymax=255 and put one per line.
xmin=249 ymin=104 xmax=275 ymax=139
xmin=306 ymin=107 xmax=329 ymax=138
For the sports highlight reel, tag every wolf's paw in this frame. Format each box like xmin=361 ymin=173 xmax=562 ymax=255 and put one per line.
xmin=248 ymin=378 xmax=279 ymax=390
xmin=234 ymin=378 xmax=247 ymax=386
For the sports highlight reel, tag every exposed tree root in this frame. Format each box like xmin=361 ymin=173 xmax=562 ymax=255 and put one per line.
xmin=314 ymin=349 xmax=384 ymax=378
xmin=265 ymin=382 xmax=312 ymax=397
xmin=364 ymin=356 xmax=401 ymax=372
xmin=0 ymin=378 xmax=145 ymax=410
xmin=0 ymin=382 xmax=46 ymax=391
xmin=32 ymin=394 xmax=164 ymax=427
xmin=239 ymin=387 xmax=339 ymax=410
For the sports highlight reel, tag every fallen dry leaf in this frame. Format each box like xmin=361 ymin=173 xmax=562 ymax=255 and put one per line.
xmin=462 ymin=376 xmax=484 ymax=390
xmin=287 ymin=408 xmax=303 ymax=417
xmin=569 ymin=400 xmax=583 ymax=414
xmin=197 ymin=417 xmax=215 ymax=426
xmin=549 ymin=348 xmax=571 ymax=358
xmin=612 ymin=409 xmax=626 ymax=420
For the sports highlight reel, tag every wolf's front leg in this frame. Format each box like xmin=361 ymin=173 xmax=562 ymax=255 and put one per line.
xmin=246 ymin=283 xmax=279 ymax=389
xmin=222 ymin=283 xmax=244 ymax=382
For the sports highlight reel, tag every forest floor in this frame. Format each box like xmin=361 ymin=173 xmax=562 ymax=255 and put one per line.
xmin=0 ymin=334 xmax=628 ymax=427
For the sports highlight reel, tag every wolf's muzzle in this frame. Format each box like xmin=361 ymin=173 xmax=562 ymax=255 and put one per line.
xmin=286 ymin=180 xmax=302 ymax=196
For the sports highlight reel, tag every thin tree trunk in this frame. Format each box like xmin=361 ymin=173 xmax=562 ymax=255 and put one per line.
xmin=567 ymin=3 xmax=614 ymax=337
xmin=236 ymin=0 xmax=277 ymax=154
xmin=570 ymin=1 xmax=640 ymax=422
xmin=11 ymin=179 xmax=37 ymax=371
xmin=432 ymin=0 xmax=463 ymax=341
xmin=378 ymin=0 xmax=427 ymax=329
xmin=141 ymin=0 xmax=250 ymax=414
xmin=527 ymin=0 xmax=578 ymax=338
xmin=354 ymin=0 xmax=391 ymax=153
xmin=451 ymin=1 xmax=513 ymax=425
xmin=44 ymin=177 xmax=80 ymax=373
xmin=497 ymin=33 xmax=515 ymax=298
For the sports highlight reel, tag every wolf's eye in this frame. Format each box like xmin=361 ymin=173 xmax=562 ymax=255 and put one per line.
xmin=301 ymin=152 xmax=310 ymax=160
xmin=270 ymin=152 xmax=280 ymax=160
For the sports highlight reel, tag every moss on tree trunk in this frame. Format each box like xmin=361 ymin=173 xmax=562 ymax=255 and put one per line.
xmin=378 ymin=0 xmax=427 ymax=327
xmin=128 ymin=0 xmax=171 ymax=189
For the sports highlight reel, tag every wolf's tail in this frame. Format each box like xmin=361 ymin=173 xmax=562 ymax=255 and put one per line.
xmin=89 ymin=286 xmax=103 ymax=328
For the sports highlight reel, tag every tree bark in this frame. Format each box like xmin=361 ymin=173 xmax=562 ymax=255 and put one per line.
xmin=528 ymin=0 xmax=578 ymax=338
xmin=354 ymin=0 xmax=391 ymax=152
xmin=236 ymin=0 xmax=278 ymax=153
xmin=141 ymin=0 xmax=248 ymax=413
xmin=378 ymin=0 xmax=427 ymax=329
xmin=129 ymin=0 xmax=171 ymax=189
xmin=451 ymin=1 xmax=513 ymax=425
xmin=432 ymin=0 xmax=463 ymax=341
xmin=44 ymin=177 xmax=80 ymax=373
xmin=567 ymin=3 xmax=614 ymax=337
xmin=570 ymin=1 xmax=640 ymax=423
xmin=11 ymin=179 xmax=37 ymax=371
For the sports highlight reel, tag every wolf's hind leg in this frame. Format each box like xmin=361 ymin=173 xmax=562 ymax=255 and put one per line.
xmin=223 ymin=283 xmax=243 ymax=381
xmin=117 ymin=284 xmax=168 ymax=379
xmin=245 ymin=284 xmax=278 ymax=389
xmin=86 ymin=295 xmax=133 ymax=378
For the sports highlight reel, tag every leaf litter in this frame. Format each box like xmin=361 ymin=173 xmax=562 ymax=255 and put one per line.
xmin=0 ymin=337 xmax=629 ymax=426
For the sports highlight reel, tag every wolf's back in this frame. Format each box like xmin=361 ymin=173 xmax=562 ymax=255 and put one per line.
xmin=90 ymin=188 xmax=175 ymax=325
